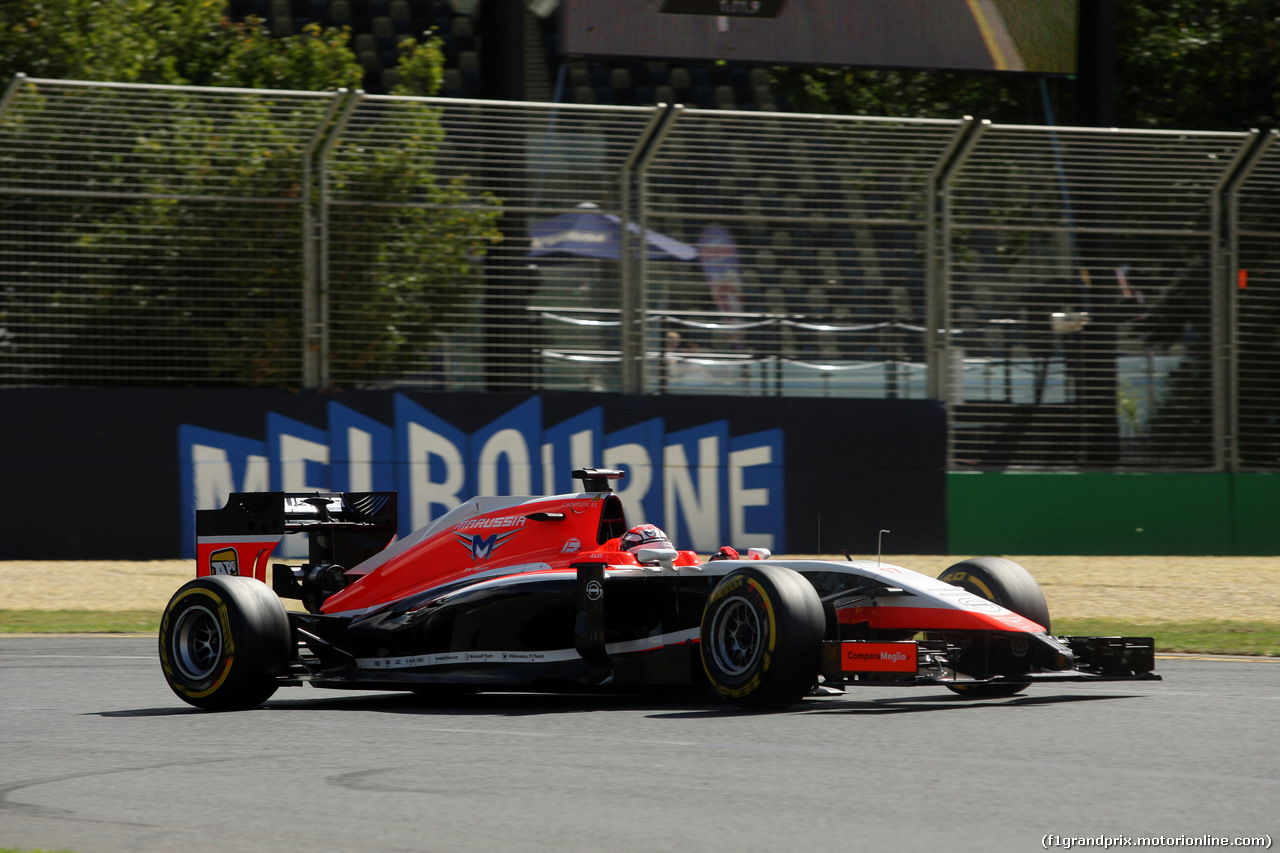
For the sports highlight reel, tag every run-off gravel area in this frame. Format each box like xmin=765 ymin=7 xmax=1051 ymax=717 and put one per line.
xmin=2 ymin=556 xmax=1277 ymax=622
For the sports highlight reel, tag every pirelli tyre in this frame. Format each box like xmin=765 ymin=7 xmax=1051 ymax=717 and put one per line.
xmin=700 ymin=564 xmax=825 ymax=711
xmin=936 ymin=557 xmax=1051 ymax=699
xmin=159 ymin=575 xmax=292 ymax=711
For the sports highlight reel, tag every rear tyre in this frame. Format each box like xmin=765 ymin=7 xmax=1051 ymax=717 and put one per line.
xmin=937 ymin=557 xmax=1051 ymax=699
xmin=700 ymin=564 xmax=824 ymax=711
xmin=159 ymin=575 xmax=292 ymax=710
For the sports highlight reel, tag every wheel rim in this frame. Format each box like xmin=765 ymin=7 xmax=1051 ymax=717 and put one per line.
xmin=709 ymin=595 xmax=763 ymax=677
xmin=171 ymin=604 xmax=224 ymax=681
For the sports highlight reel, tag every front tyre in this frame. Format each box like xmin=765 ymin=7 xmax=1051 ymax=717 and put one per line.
xmin=159 ymin=575 xmax=291 ymax=711
xmin=937 ymin=557 xmax=1051 ymax=699
xmin=939 ymin=557 xmax=1050 ymax=633
xmin=700 ymin=565 xmax=824 ymax=711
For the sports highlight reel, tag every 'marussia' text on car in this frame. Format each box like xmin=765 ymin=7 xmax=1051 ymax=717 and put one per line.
xmin=160 ymin=468 xmax=1159 ymax=711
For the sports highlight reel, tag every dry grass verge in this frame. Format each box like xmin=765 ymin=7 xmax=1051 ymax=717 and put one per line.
xmin=2 ymin=555 xmax=1277 ymax=624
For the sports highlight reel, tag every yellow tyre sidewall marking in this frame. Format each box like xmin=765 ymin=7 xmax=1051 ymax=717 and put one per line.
xmin=160 ymin=586 xmax=237 ymax=700
xmin=941 ymin=570 xmax=994 ymax=600
xmin=708 ymin=574 xmax=744 ymax=604
xmin=703 ymin=576 xmax=777 ymax=700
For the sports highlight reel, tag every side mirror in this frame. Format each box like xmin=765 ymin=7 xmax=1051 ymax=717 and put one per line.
xmin=634 ymin=547 xmax=678 ymax=569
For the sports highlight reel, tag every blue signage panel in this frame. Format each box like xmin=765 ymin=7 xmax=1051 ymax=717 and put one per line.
xmin=178 ymin=393 xmax=788 ymax=556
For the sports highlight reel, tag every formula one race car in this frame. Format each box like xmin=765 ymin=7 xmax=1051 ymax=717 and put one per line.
xmin=160 ymin=469 xmax=1159 ymax=711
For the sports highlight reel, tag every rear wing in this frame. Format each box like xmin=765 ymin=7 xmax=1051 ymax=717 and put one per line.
xmin=196 ymin=492 xmax=398 ymax=582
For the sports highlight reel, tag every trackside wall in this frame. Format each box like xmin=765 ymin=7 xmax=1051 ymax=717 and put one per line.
xmin=947 ymin=471 xmax=1280 ymax=556
xmin=0 ymin=388 xmax=945 ymax=560
xmin=7 ymin=387 xmax=1276 ymax=558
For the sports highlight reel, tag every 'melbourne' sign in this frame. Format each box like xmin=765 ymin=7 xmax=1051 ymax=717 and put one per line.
xmin=179 ymin=394 xmax=785 ymax=558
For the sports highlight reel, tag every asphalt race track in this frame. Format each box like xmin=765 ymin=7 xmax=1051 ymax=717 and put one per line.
xmin=2 ymin=637 xmax=1276 ymax=853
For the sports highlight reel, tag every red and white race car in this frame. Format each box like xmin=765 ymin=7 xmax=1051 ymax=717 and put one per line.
xmin=160 ymin=468 xmax=1159 ymax=711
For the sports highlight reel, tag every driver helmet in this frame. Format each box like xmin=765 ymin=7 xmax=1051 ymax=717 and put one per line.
xmin=620 ymin=524 xmax=670 ymax=552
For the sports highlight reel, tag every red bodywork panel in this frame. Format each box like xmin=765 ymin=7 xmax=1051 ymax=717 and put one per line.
xmin=195 ymin=537 xmax=281 ymax=583
xmin=320 ymin=492 xmax=697 ymax=615
xmin=838 ymin=604 xmax=1046 ymax=634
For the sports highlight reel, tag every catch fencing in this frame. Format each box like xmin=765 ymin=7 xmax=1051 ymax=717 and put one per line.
xmin=1 ymin=76 xmax=1277 ymax=471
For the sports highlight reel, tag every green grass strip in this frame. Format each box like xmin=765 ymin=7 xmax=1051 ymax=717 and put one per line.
xmin=0 ymin=610 xmax=159 ymax=634
xmin=1056 ymin=619 xmax=1280 ymax=658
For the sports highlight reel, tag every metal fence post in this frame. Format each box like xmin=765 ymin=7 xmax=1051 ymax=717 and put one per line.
xmin=306 ymin=89 xmax=362 ymax=390
xmin=619 ymin=103 xmax=681 ymax=394
xmin=1216 ymin=129 xmax=1277 ymax=471
xmin=929 ymin=119 xmax=986 ymax=472
xmin=301 ymin=89 xmax=354 ymax=389
xmin=0 ymin=73 xmax=28 ymax=123
xmin=926 ymin=117 xmax=983 ymax=406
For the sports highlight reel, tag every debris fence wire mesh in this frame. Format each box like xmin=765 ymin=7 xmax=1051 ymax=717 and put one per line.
xmin=1 ymin=77 xmax=1277 ymax=471
xmin=1234 ymin=137 xmax=1280 ymax=470
xmin=944 ymin=124 xmax=1256 ymax=469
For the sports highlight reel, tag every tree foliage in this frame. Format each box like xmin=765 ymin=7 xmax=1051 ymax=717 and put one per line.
xmin=771 ymin=67 xmax=1063 ymax=126
xmin=1115 ymin=0 xmax=1280 ymax=130
xmin=0 ymin=0 xmax=361 ymax=90
xmin=0 ymin=0 xmax=500 ymax=387
xmin=772 ymin=0 xmax=1279 ymax=131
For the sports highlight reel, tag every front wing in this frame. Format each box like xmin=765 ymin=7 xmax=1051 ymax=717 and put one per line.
xmin=822 ymin=635 xmax=1161 ymax=687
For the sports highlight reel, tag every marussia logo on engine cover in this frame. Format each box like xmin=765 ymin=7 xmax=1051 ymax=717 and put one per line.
xmin=455 ymin=529 xmax=519 ymax=563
